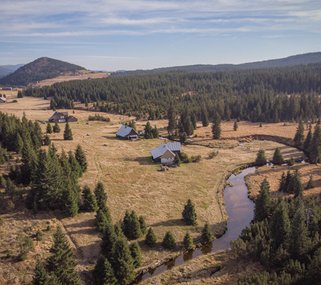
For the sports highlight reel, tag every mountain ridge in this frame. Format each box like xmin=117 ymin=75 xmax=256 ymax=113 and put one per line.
xmin=0 ymin=57 xmax=85 ymax=86
xmin=114 ymin=52 xmax=321 ymax=76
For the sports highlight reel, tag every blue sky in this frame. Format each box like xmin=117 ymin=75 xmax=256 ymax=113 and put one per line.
xmin=1 ymin=0 xmax=321 ymax=70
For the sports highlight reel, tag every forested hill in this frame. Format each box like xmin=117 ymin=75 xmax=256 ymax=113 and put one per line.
xmin=0 ymin=57 xmax=84 ymax=86
xmin=114 ymin=52 xmax=321 ymax=76
xmin=24 ymin=63 xmax=321 ymax=123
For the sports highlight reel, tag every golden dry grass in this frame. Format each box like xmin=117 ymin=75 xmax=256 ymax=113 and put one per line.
xmin=33 ymin=70 xmax=110 ymax=87
xmin=0 ymin=96 xmax=308 ymax=284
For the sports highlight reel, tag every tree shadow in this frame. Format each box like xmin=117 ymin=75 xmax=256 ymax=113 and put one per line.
xmin=150 ymin=218 xmax=185 ymax=227
xmin=124 ymin=156 xmax=155 ymax=165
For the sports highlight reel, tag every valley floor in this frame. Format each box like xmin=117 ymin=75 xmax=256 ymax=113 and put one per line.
xmin=0 ymin=95 xmax=311 ymax=284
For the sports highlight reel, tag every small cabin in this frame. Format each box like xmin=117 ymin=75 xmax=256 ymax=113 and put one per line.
xmin=151 ymin=142 xmax=182 ymax=165
xmin=116 ymin=125 xmax=139 ymax=140
xmin=48 ymin=111 xmax=78 ymax=123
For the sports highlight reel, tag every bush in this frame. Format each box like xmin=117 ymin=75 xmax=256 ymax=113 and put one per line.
xmin=208 ymin=151 xmax=218 ymax=159
xmin=88 ymin=114 xmax=110 ymax=122
xmin=179 ymin=152 xmax=190 ymax=163
xmin=17 ymin=235 xmax=33 ymax=261
xmin=191 ymin=155 xmax=201 ymax=163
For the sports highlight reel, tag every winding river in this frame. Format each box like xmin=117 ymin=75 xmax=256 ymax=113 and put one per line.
xmin=138 ymin=166 xmax=256 ymax=282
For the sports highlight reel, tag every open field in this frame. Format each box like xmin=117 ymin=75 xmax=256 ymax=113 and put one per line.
xmin=32 ymin=70 xmax=110 ymax=87
xmin=0 ymin=96 xmax=309 ymax=284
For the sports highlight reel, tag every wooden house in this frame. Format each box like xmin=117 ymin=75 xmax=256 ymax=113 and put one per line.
xmin=116 ymin=125 xmax=139 ymax=140
xmin=151 ymin=142 xmax=182 ymax=165
xmin=48 ymin=111 xmax=78 ymax=123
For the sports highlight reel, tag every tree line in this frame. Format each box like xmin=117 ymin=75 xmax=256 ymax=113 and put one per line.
xmin=23 ymin=64 xmax=321 ymax=123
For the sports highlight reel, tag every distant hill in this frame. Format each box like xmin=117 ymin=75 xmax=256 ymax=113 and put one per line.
xmin=0 ymin=57 xmax=85 ymax=86
xmin=0 ymin=64 xmax=24 ymax=79
xmin=114 ymin=52 xmax=321 ymax=76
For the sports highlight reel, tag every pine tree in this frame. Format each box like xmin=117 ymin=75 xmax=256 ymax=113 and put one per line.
xmin=305 ymin=248 xmax=321 ymax=284
xmin=201 ymin=223 xmax=214 ymax=245
xmin=122 ymin=210 xmax=142 ymax=240
xmin=272 ymin=148 xmax=284 ymax=165
xmin=182 ymin=199 xmax=197 ymax=225
xmin=95 ymin=181 xmax=107 ymax=210
xmin=167 ymin=106 xmax=177 ymax=135
xmin=101 ymin=222 xmax=117 ymax=259
xmin=47 ymin=227 xmax=83 ymax=285
xmin=183 ymin=232 xmax=194 ymax=251
xmin=46 ymin=123 xmax=53 ymax=134
xmin=291 ymin=171 xmax=303 ymax=197
xmin=145 ymin=228 xmax=157 ymax=247
xmin=212 ymin=114 xmax=221 ymax=139
xmin=96 ymin=209 xmax=112 ymax=233
xmin=290 ymin=199 xmax=309 ymax=260
xmin=53 ymin=122 xmax=60 ymax=133
xmin=304 ymin=127 xmax=312 ymax=154
xmin=151 ymin=125 xmax=159 ymax=138
xmin=255 ymin=149 xmax=267 ymax=166
xmin=32 ymin=261 xmax=50 ymax=285
xmin=111 ymin=237 xmax=135 ymax=285
xmin=15 ymin=133 xmax=24 ymax=153
xmin=293 ymin=120 xmax=304 ymax=146
xmin=81 ymin=185 xmax=98 ymax=212
xmin=129 ymin=242 xmax=142 ymax=268
xmin=254 ymin=179 xmax=271 ymax=221
xmin=63 ymin=123 xmax=73 ymax=140
xmin=43 ymin=134 xmax=51 ymax=146
xmin=201 ymin=107 xmax=209 ymax=127
xmin=270 ymin=201 xmax=291 ymax=250
xmin=191 ymin=113 xmax=197 ymax=130
xmin=162 ymin=231 xmax=176 ymax=250
xmin=233 ymin=120 xmax=238 ymax=131
xmin=94 ymin=255 xmax=117 ymax=285
xmin=306 ymin=175 xmax=314 ymax=189
xmin=179 ymin=110 xmax=194 ymax=136
xmin=278 ymin=172 xmax=287 ymax=192
xmin=139 ymin=216 xmax=147 ymax=235
xmin=309 ymin=122 xmax=321 ymax=163
xmin=144 ymin=121 xmax=154 ymax=139
xmin=74 ymin=144 xmax=87 ymax=173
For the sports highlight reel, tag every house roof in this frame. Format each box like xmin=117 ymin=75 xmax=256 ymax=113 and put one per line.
xmin=116 ymin=124 xmax=137 ymax=137
xmin=151 ymin=142 xmax=182 ymax=159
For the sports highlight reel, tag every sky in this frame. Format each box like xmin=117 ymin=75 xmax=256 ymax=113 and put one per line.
xmin=1 ymin=0 xmax=321 ymax=71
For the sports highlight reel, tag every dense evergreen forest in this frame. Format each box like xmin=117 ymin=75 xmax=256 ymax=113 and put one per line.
xmin=0 ymin=112 xmax=87 ymax=216
xmin=235 ymin=176 xmax=321 ymax=285
xmin=24 ymin=64 xmax=321 ymax=122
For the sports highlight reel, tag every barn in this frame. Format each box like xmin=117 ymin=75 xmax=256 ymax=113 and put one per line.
xmin=116 ymin=125 xmax=139 ymax=140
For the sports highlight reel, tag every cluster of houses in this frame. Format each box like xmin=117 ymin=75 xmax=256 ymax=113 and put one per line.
xmin=116 ymin=124 xmax=182 ymax=166
xmin=48 ymin=111 xmax=78 ymax=123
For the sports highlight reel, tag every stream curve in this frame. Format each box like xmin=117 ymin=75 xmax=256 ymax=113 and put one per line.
xmin=137 ymin=166 xmax=256 ymax=283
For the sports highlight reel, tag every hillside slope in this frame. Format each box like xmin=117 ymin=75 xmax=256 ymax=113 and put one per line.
xmin=0 ymin=64 xmax=23 ymax=79
xmin=114 ymin=52 xmax=321 ymax=76
xmin=0 ymin=57 xmax=84 ymax=86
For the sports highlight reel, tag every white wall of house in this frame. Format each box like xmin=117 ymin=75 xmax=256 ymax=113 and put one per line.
xmin=161 ymin=157 xmax=175 ymax=165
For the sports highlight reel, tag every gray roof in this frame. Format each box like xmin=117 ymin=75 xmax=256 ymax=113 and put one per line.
xmin=151 ymin=142 xmax=182 ymax=159
xmin=116 ymin=124 xmax=135 ymax=137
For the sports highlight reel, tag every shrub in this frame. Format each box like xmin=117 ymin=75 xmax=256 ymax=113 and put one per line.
xmin=88 ymin=114 xmax=110 ymax=122
xmin=191 ymin=155 xmax=201 ymax=163
xmin=208 ymin=151 xmax=218 ymax=159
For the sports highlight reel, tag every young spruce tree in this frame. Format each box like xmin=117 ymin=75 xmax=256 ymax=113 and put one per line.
xmin=182 ymin=199 xmax=197 ymax=225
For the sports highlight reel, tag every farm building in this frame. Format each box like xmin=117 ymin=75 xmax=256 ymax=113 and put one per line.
xmin=151 ymin=142 xmax=182 ymax=165
xmin=116 ymin=124 xmax=139 ymax=140
xmin=0 ymin=94 xmax=7 ymax=103
xmin=48 ymin=111 xmax=78 ymax=123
